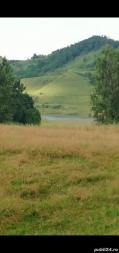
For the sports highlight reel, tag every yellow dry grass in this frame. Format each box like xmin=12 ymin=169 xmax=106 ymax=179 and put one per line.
xmin=0 ymin=122 xmax=119 ymax=235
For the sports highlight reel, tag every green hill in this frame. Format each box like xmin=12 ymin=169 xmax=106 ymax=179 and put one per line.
xmin=21 ymin=49 xmax=102 ymax=116
xmin=10 ymin=35 xmax=119 ymax=78
xmin=9 ymin=36 xmax=119 ymax=116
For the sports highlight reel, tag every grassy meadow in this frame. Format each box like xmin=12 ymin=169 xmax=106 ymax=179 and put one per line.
xmin=1 ymin=121 xmax=119 ymax=235
xmin=21 ymin=50 xmax=99 ymax=116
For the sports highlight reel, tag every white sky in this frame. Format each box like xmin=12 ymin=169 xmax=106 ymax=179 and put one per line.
xmin=0 ymin=18 xmax=119 ymax=60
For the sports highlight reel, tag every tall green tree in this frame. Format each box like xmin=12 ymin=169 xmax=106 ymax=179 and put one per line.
xmin=0 ymin=58 xmax=16 ymax=122
xmin=0 ymin=58 xmax=41 ymax=124
xmin=91 ymin=46 xmax=119 ymax=123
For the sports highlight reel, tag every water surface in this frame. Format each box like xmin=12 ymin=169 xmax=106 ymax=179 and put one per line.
xmin=42 ymin=115 xmax=94 ymax=122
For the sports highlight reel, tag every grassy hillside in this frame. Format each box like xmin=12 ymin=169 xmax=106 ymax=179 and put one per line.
xmin=21 ymin=49 xmax=101 ymax=116
xmin=10 ymin=36 xmax=119 ymax=78
xmin=1 ymin=122 xmax=119 ymax=235
xmin=9 ymin=36 xmax=119 ymax=116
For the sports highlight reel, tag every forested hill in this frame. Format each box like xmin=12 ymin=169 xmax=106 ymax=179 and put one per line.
xmin=9 ymin=36 xmax=119 ymax=78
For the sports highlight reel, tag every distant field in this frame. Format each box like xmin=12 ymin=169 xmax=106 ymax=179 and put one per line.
xmin=1 ymin=122 xmax=119 ymax=235
xmin=22 ymin=72 xmax=92 ymax=116
xmin=21 ymin=51 xmax=98 ymax=116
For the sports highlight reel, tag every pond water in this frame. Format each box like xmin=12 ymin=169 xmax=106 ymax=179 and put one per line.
xmin=42 ymin=114 xmax=94 ymax=122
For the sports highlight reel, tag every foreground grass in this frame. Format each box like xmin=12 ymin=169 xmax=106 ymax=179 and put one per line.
xmin=0 ymin=122 xmax=119 ymax=235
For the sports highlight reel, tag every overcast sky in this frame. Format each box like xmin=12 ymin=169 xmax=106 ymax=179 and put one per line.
xmin=0 ymin=18 xmax=119 ymax=60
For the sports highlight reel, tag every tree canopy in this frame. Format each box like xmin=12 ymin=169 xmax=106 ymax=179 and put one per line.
xmin=91 ymin=46 xmax=119 ymax=123
xmin=0 ymin=58 xmax=41 ymax=124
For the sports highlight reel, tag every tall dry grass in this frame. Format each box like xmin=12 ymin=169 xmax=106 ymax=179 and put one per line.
xmin=0 ymin=123 xmax=119 ymax=158
xmin=0 ymin=122 xmax=119 ymax=235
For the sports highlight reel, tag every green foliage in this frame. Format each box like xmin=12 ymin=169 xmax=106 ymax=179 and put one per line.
xmin=10 ymin=36 xmax=119 ymax=79
xmin=0 ymin=58 xmax=16 ymax=122
xmin=24 ymin=108 xmax=41 ymax=125
xmin=91 ymin=46 xmax=119 ymax=123
xmin=0 ymin=58 xmax=41 ymax=124
xmin=31 ymin=53 xmax=45 ymax=60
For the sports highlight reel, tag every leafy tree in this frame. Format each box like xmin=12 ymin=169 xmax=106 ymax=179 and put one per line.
xmin=0 ymin=58 xmax=16 ymax=122
xmin=31 ymin=53 xmax=38 ymax=59
xmin=13 ymin=92 xmax=41 ymax=124
xmin=91 ymin=46 xmax=119 ymax=123
xmin=24 ymin=108 xmax=41 ymax=124
xmin=0 ymin=58 xmax=41 ymax=124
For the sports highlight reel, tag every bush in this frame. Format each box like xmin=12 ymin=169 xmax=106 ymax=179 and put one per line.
xmin=24 ymin=108 xmax=41 ymax=125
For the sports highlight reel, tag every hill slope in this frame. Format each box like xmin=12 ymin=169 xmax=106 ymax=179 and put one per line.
xmin=10 ymin=35 xmax=119 ymax=78
xmin=21 ymin=48 xmax=102 ymax=116
xmin=9 ymin=36 xmax=119 ymax=116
